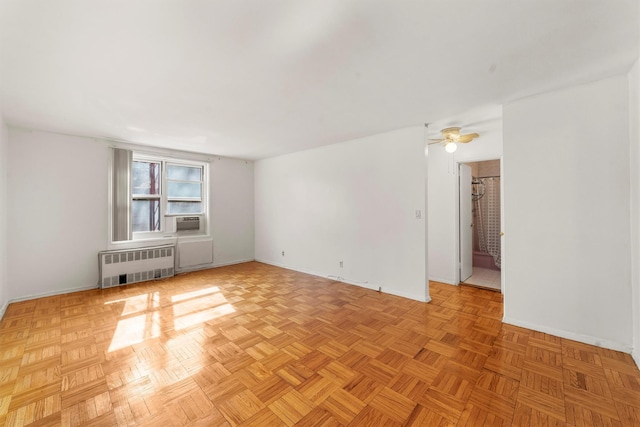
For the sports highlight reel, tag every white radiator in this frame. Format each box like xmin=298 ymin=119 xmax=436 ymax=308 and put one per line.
xmin=98 ymin=245 xmax=175 ymax=289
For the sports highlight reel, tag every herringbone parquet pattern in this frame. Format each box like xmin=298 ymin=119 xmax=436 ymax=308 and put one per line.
xmin=1 ymin=262 xmax=639 ymax=426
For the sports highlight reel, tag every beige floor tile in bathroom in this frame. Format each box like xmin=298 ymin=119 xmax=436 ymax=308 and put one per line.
xmin=464 ymin=266 xmax=501 ymax=291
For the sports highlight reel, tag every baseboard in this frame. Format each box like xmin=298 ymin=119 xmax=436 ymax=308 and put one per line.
xmin=633 ymin=349 xmax=640 ymax=368
xmin=429 ymin=276 xmax=457 ymax=285
xmin=213 ymin=258 xmax=255 ymax=268
xmin=503 ymin=315 xmax=633 ymax=354
xmin=0 ymin=300 xmax=8 ymax=322
xmin=3 ymin=261 xmax=257 ymax=313
xmin=2 ymin=259 xmax=431 ymax=320
xmin=254 ymin=258 xmax=328 ymax=283
xmin=255 ymin=258 xmax=430 ymax=303
xmin=337 ymin=277 xmax=428 ymax=303
xmin=375 ymin=285 xmax=430 ymax=303
xmin=8 ymin=284 xmax=99 ymax=305
xmin=175 ymin=258 xmax=256 ymax=274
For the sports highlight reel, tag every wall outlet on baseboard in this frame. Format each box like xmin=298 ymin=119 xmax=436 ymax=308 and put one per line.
xmin=339 ymin=261 xmax=343 ymax=268
xmin=282 ymin=251 xmax=285 ymax=256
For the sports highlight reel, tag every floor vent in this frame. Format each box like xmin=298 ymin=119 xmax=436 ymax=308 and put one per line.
xmin=99 ymin=245 xmax=175 ymax=289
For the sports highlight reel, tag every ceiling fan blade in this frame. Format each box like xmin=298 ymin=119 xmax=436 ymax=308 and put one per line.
xmin=428 ymin=140 xmax=444 ymax=145
xmin=458 ymin=133 xmax=479 ymax=143
xmin=441 ymin=127 xmax=461 ymax=137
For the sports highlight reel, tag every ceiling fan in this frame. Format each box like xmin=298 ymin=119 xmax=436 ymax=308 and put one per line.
xmin=428 ymin=127 xmax=479 ymax=153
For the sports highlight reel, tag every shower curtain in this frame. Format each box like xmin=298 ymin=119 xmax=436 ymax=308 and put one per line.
xmin=475 ymin=177 xmax=501 ymax=268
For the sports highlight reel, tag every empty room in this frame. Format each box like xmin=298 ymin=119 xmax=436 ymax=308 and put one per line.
xmin=1 ymin=1 xmax=640 ymax=426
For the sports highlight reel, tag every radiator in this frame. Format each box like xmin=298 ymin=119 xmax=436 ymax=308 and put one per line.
xmin=98 ymin=245 xmax=175 ymax=289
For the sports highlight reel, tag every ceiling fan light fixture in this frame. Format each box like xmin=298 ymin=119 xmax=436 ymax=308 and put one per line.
xmin=444 ymin=141 xmax=457 ymax=153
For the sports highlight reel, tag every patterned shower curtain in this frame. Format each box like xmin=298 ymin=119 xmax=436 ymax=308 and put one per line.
xmin=475 ymin=177 xmax=501 ymax=268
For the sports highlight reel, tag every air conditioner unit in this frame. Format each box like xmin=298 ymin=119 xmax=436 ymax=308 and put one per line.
xmin=176 ymin=216 xmax=200 ymax=231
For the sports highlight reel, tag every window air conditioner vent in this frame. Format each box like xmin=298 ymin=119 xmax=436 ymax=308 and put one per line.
xmin=176 ymin=216 xmax=200 ymax=231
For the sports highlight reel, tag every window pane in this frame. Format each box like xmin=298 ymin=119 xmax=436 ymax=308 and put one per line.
xmin=167 ymin=182 xmax=201 ymax=199
xmin=167 ymin=201 xmax=202 ymax=214
xmin=167 ymin=165 xmax=201 ymax=181
xmin=132 ymin=161 xmax=160 ymax=195
xmin=132 ymin=199 xmax=161 ymax=232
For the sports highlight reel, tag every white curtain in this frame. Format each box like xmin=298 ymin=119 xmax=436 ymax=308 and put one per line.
xmin=112 ymin=148 xmax=132 ymax=242
xmin=475 ymin=177 xmax=501 ymax=268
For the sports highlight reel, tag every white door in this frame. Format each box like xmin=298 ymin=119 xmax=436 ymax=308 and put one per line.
xmin=459 ymin=164 xmax=473 ymax=282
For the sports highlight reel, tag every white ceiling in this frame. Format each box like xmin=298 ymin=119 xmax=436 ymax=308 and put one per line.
xmin=0 ymin=1 xmax=638 ymax=160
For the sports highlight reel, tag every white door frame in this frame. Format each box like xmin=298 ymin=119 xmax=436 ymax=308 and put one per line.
xmin=459 ymin=163 xmax=473 ymax=282
xmin=500 ymin=155 xmax=505 ymax=296
xmin=453 ymin=158 xmax=504 ymax=291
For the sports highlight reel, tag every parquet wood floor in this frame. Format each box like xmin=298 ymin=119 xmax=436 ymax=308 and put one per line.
xmin=1 ymin=262 xmax=640 ymax=426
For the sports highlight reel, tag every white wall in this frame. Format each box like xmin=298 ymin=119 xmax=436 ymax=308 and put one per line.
xmin=211 ymin=156 xmax=255 ymax=266
xmin=6 ymin=128 xmax=255 ymax=302
xmin=8 ymin=129 xmax=109 ymax=300
xmin=0 ymin=115 xmax=8 ymax=317
xmin=630 ymin=60 xmax=640 ymax=364
xmin=255 ymin=126 xmax=428 ymax=302
xmin=427 ymin=110 xmax=503 ymax=284
xmin=503 ymin=75 xmax=632 ymax=351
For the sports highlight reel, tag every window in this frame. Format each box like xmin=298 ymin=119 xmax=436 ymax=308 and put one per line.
xmin=132 ymin=161 xmax=161 ymax=232
xmin=111 ymin=148 xmax=208 ymax=242
xmin=166 ymin=164 xmax=203 ymax=215
xmin=131 ymin=156 xmax=205 ymax=235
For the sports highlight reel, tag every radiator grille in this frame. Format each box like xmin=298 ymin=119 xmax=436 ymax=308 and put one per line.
xmin=99 ymin=245 xmax=175 ymax=289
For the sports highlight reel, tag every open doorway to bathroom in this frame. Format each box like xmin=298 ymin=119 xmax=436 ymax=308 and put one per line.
xmin=460 ymin=159 xmax=502 ymax=291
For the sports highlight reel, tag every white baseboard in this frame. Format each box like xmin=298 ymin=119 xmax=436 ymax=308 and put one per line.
xmin=1 ymin=284 xmax=100 ymax=320
xmin=9 ymin=284 xmax=99 ymax=304
xmin=1 ymin=261 xmax=260 ymax=319
xmin=1 ymin=259 xmax=432 ymax=322
xmin=633 ymin=349 xmax=640 ymax=368
xmin=254 ymin=258 xmax=327 ymax=282
xmin=377 ymin=286 xmax=430 ymax=303
xmin=175 ymin=258 xmax=256 ymax=274
xmin=429 ymin=276 xmax=457 ymax=285
xmin=213 ymin=258 xmax=255 ymax=268
xmin=0 ymin=300 xmax=8 ymax=321
xmin=255 ymin=258 xmax=430 ymax=303
xmin=503 ymin=316 xmax=633 ymax=354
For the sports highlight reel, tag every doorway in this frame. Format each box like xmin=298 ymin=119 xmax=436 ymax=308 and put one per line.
xmin=459 ymin=159 xmax=502 ymax=291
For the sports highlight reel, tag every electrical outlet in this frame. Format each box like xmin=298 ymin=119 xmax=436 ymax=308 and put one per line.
xmin=282 ymin=251 xmax=285 ymax=256
xmin=339 ymin=261 xmax=343 ymax=268
xmin=415 ymin=210 xmax=421 ymax=219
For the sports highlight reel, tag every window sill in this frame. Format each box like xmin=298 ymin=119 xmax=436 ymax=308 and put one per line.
xmin=108 ymin=232 xmax=210 ymax=251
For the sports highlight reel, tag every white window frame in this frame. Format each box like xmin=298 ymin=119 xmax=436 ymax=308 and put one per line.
xmin=131 ymin=157 xmax=163 ymax=235
xmin=131 ymin=153 xmax=208 ymax=240
xmin=165 ymin=161 xmax=205 ymax=216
